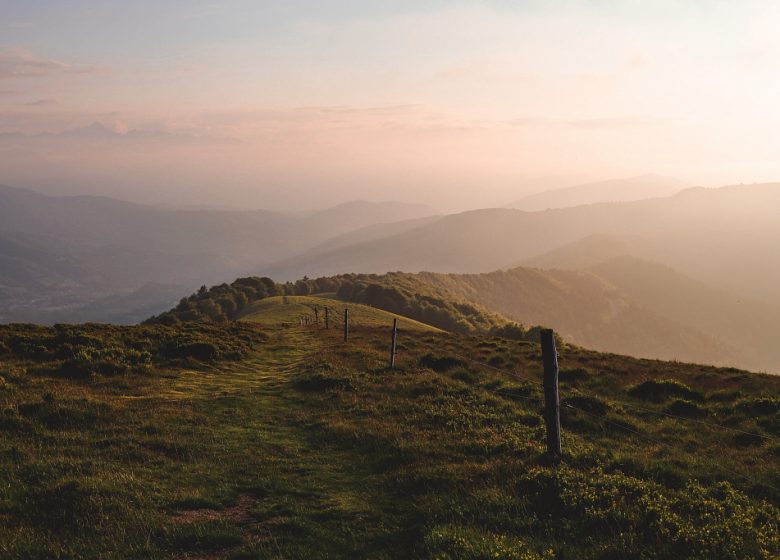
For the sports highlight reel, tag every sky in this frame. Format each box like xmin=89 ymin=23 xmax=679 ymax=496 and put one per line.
xmin=1 ymin=0 xmax=779 ymax=211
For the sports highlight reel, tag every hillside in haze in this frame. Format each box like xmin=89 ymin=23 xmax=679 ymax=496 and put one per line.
xmin=153 ymin=269 xmax=779 ymax=372
xmin=260 ymin=183 xmax=780 ymax=306
xmin=7 ymin=180 xmax=780 ymax=375
xmin=507 ymin=174 xmax=689 ymax=210
xmin=324 ymin=269 xmax=757 ymax=371
xmin=0 ymin=185 xmax=435 ymax=323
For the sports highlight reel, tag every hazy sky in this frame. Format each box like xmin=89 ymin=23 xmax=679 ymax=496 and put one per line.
xmin=1 ymin=0 xmax=779 ymax=210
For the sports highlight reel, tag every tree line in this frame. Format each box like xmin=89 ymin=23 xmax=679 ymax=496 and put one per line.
xmin=146 ymin=273 xmax=543 ymax=342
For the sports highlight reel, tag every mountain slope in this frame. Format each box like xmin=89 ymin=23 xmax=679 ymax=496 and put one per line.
xmin=507 ymin=174 xmax=689 ymax=210
xmin=329 ymin=269 xmax=748 ymax=369
xmin=260 ymin=183 xmax=780 ymax=307
xmin=0 ymin=185 xmax=437 ymax=323
xmin=2 ymin=300 xmax=778 ymax=558
xmin=585 ymin=256 xmax=780 ymax=372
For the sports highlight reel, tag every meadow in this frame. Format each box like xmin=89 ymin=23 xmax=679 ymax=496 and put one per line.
xmin=1 ymin=295 xmax=778 ymax=559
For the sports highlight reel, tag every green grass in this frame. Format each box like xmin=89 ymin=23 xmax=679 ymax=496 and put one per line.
xmin=1 ymin=297 xmax=779 ymax=559
xmin=239 ymin=295 xmax=442 ymax=332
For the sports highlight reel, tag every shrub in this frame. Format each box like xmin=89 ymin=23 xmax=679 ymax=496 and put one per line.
xmin=559 ymin=367 xmax=589 ymax=383
xmin=628 ymin=379 xmax=702 ymax=402
xmin=563 ymin=394 xmax=610 ymax=416
xmin=735 ymin=397 xmax=780 ymax=416
xmin=419 ymin=354 xmax=466 ymax=372
xmin=164 ymin=341 xmax=218 ymax=361
xmin=514 ymin=467 xmax=780 ymax=559
xmin=451 ymin=367 xmax=477 ymax=383
xmin=424 ymin=524 xmax=551 ymax=560
xmin=666 ymin=399 xmax=706 ymax=418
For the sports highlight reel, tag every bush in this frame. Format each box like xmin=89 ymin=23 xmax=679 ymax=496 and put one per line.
xmin=628 ymin=379 xmax=702 ymax=402
xmin=563 ymin=394 xmax=610 ymax=416
xmin=164 ymin=341 xmax=218 ymax=362
xmin=419 ymin=354 xmax=466 ymax=372
xmin=559 ymin=367 xmax=589 ymax=383
xmin=514 ymin=467 xmax=780 ymax=559
xmin=735 ymin=397 xmax=780 ymax=416
xmin=666 ymin=399 xmax=706 ymax=418
xmin=451 ymin=367 xmax=477 ymax=383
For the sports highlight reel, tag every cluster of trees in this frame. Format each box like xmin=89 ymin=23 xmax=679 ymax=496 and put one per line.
xmin=147 ymin=275 xmax=348 ymax=324
xmin=335 ymin=279 xmax=500 ymax=333
xmin=146 ymin=272 xmax=542 ymax=342
xmin=147 ymin=277 xmax=279 ymax=324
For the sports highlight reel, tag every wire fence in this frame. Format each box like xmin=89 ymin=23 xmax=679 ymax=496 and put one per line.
xmin=288 ymin=298 xmax=780 ymax=493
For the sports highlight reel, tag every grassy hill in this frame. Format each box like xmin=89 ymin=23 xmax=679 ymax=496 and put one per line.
xmin=238 ymin=295 xmax=442 ymax=332
xmin=146 ymin=271 xmax=773 ymax=371
xmin=326 ymin=271 xmax=753 ymax=370
xmin=1 ymin=296 xmax=779 ymax=559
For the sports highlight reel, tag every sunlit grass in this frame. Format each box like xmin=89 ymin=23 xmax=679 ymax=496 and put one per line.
xmin=1 ymin=297 xmax=778 ymax=559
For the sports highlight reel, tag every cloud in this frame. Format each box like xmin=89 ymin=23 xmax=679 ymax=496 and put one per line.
xmin=0 ymin=48 xmax=96 ymax=79
xmin=566 ymin=116 xmax=662 ymax=129
xmin=505 ymin=116 xmax=663 ymax=130
xmin=24 ymin=98 xmax=58 ymax=107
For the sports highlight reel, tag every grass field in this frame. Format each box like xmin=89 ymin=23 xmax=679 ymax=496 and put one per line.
xmin=238 ymin=295 xmax=442 ymax=332
xmin=1 ymin=297 xmax=779 ymax=559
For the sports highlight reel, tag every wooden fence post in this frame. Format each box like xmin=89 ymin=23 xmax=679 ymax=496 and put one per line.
xmin=314 ymin=307 xmax=319 ymax=323
xmin=540 ymin=329 xmax=562 ymax=458
xmin=389 ymin=318 xmax=398 ymax=369
xmin=344 ymin=308 xmax=349 ymax=342
xmin=325 ymin=307 xmax=330 ymax=330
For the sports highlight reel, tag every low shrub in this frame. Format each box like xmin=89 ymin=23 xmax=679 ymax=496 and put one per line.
xmin=563 ymin=394 xmax=610 ymax=416
xmin=419 ymin=354 xmax=466 ymax=372
xmin=735 ymin=397 xmax=780 ymax=416
xmin=666 ymin=399 xmax=706 ymax=418
xmin=628 ymin=379 xmax=702 ymax=402
xmin=559 ymin=367 xmax=590 ymax=383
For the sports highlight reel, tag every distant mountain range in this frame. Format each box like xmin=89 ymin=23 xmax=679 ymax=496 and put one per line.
xmin=0 ymin=184 xmax=435 ymax=323
xmin=507 ymin=174 xmax=689 ymax=211
xmin=6 ymin=179 xmax=780 ymax=372
xmin=260 ymin=183 xmax=780 ymax=305
xmin=328 ymin=265 xmax=755 ymax=370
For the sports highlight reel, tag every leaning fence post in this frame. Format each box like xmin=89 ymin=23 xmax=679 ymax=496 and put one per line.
xmin=540 ymin=329 xmax=562 ymax=458
xmin=324 ymin=307 xmax=330 ymax=329
xmin=344 ymin=308 xmax=349 ymax=342
xmin=389 ymin=318 xmax=398 ymax=369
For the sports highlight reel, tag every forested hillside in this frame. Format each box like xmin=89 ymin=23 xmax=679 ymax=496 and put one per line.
xmin=146 ymin=275 xmax=542 ymax=342
xmin=150 ymin=269 xmax=763 ymax=371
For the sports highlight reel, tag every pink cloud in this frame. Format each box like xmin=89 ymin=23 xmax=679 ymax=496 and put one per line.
xmin=0 ymin=48 xmax=96 ymax=79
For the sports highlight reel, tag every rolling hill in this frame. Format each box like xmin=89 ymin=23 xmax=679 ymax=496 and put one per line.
xmin=259 ymin=183 xmax=780 ymax=307
xmin=326 ymin=270 xmax=754 ymax=370
xmin=148 ymin=269 xmax=779 ymax=372
xmin=2 ymin=294 xmax=778 ymax=558
xmin=0 ymin=185 xmax=435 ymax=323
xmin=326 ymin=261 xmax=780 ymax=373
xmin=507 ymin=173 xmax=689 ymax=210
